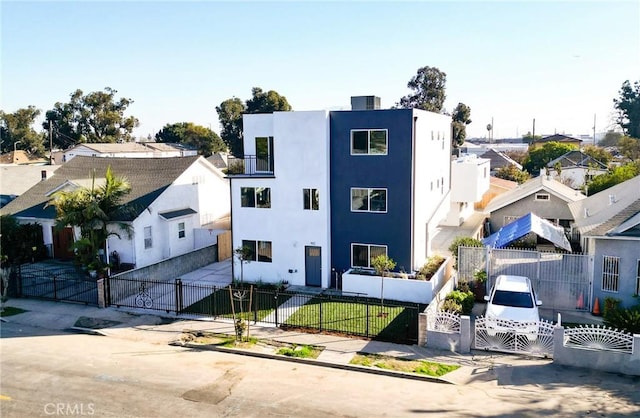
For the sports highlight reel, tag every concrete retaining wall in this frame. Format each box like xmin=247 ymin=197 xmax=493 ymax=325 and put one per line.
xmin=553 ymin=327 xmax=640 ymax=376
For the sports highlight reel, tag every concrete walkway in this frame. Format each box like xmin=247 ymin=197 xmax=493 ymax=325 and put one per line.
xmin=261 ymin=294 xmax=311 ymax=324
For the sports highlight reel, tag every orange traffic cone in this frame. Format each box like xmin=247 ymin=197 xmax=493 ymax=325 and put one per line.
xmin=576 ymin=292 xmax=584 ymax=309
xmin=592 ymin=297 xmax=601 ymax=316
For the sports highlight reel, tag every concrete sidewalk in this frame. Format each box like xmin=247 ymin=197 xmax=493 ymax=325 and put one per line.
xmin=0 ymin=298 xmax=610 ymax=388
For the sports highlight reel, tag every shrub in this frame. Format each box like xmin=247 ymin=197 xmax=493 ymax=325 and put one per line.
xmin=603 ymin=299 xmax=640 ymax=334
xmin=417 ymin=255 xmax=445 ymax=280
xmin=445 ymin=289 xmax=474 ymax=315
xmin=440 ymin=299 xmax=462 ymax=314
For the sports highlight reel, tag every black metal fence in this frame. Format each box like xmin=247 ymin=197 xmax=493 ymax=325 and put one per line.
xmin=106 ymin=277 xmax=422 ymax=344
xmin=14 ymin=264 xmax=98 ymax=305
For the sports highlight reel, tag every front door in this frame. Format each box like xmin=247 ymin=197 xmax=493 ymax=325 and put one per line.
xmin=52 ymin=226 xmax=75 ymax=260
xmin=305 ymin=246 xmax=322 ymax=287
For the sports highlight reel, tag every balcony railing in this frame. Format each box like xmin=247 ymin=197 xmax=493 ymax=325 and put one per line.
xmin=226 ymin=155 xmax=274 ymax=176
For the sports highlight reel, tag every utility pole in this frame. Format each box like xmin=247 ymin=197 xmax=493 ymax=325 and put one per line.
xmin=532 ymin=118 xmax=536 ymax=144
xmin=593 ymin=114 xmax=596 ymax=146
xmin=49 ymin=120 xmax=53 ymax=165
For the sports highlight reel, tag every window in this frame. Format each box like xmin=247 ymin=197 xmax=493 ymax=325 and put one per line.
xmin=178 ymin=222 xmax=185 ymax=239
xmin=351 ymin=244 xmax=387 ymax=268
xmin=241 ymin=187 xmax=271 ymax=208
xmin=535 ymin=193 xmax=550 ymax=201
xmin=636 ymin=260 xmax=640 ymax=296
xmin=144 ymin=226 xmax=152 ymax=249
xmin=241 ymin=239 xmax=272 ymax=263
xmin=351 ymin=129 xmax=388 ymax=155
xmin=351 ymin=188 xmax=387 ymax=212
xmin=303 ymin=188 xmax=319 ymax=210
xmin=602 ymin=255 xmax=619 ymax=292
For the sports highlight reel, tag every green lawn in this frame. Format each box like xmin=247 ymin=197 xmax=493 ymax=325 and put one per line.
xmin=283 ymin=298 xmax=420 ymax=342
xmin=183 ymin=287 xmax=291 ymax=322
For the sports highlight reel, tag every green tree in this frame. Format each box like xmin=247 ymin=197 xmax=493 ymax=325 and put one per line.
xmin=613 ymin=80 xmax=640 ymax=138
xmin=585 ymin=162 xmax=640 ymax=195
xmin=397 ymin=66 xmax=447 ymax=113
xmin=216 ymin=88 xmax=292 ymax=157
xmin=598 ymin=131 xmax=622 ymax=147
xmin=0 ymin=106 xmax=46 ymax=156
xmin=618 ymin=136 xmax=640 ymax=161
xmin=522 ymin=142 xmax=577 ymax=175
xmin=44 ymin=87 xmax=139 ymax=146
xmin=582 ymin=144 xmax=611 ymax=165
xmin=47 ymin=166 xmax=132 ymax=272
xmin=371 ymin=254 xmax=396 ymax=307
xmin=495 ymin=164 xmax=531 ymax=184
xmin=522 ymin=132 xmax=542 ymax=145
xmin=451 ymin=102 xmax=472 ymax=148
xmin=155 ymin=122 xmax=226 ymax=157
xmin=0 ymin=215 xmax=47 ymax=265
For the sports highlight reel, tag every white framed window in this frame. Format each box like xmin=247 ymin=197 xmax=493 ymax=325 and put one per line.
xmin=178 ymin=222 xmax=185 ymax=239
xmin=351 ymin=129 xmax=388 ymax=155
xmin=535 ymin=193 xmax=550 ymax=201
xmin=602 ymin=255 xmax=619 ymax=292
xmin=351 ymin=188 xmax=387 ymax=212
xmin=241 ymin=239 xmax=272 ymax=263
xmin=144 ymin=226 xmax=152 ymax=249
xmin=303 ymin=188 xmax=319 ymax=210
xmin=351 ymin=243 xmax=387 ymax=268
xmin=241 ymin=187 xmax=271 ymax=208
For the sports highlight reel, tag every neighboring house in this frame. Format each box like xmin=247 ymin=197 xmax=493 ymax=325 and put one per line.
xmin=0 ymin=150 xmax=49 ymax=165
xmin=206 ymin=153 xmax=228 ymax=170
xmin=442 ymin=154 xmax=490 ymax=226
xmin=479 ymin=148 xmax=522 ymax=174
xmin=63 ymin=142 xmax=197 ymax=162
xmin=0 ymin=165 xmax=60 ymax=196
xmin=546 ymin=150 xmax=608 ymax=189
xmin=530 ymin=134 xmax=582 ymax=150
xmin=484 ymin=174 xmax=586 ymax=236
xmin=229 ymin=101 xmax=452 ymax=288
xmin=0 ymin=156 xmax=229 ymax=268
xmin=569 ymin=175 xmax=640 ymax=308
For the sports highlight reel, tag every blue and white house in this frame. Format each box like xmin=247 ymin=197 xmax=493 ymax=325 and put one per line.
xmin=229 ymin=99 xmax=453 ymax=288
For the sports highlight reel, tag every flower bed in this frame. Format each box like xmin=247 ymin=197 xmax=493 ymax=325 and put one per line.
xmin=342 ymin=257 xmax=452 ymax=304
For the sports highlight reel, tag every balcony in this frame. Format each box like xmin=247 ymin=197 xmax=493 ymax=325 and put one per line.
xmin=226 ymin=155 xmax=275 ymax=177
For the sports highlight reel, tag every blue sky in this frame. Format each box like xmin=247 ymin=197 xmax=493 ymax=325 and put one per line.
xmin=2 ymin=1 xmax=639 ymax=140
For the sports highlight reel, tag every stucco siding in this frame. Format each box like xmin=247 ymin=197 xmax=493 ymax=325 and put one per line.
xmin=490 ymin=193 xmax=575 ymax=230
xmin=592 ymin=238 xmax=640 ymax=308
xmin=232 ymin=111 xmax=331 ymax=287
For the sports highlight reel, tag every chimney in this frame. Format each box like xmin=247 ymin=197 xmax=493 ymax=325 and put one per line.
xmin=351 ymin=96 xmax=381 ymax=111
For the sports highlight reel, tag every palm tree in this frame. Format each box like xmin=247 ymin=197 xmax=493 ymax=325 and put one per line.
xmin=47 ymin=166 xmax=132 ymax=273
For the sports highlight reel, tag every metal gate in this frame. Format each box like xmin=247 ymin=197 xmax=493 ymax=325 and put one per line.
xmin=458 ymin=247 xmax=593 ymax=312
xmin=474 ymin=316 xmax=555 ymax=357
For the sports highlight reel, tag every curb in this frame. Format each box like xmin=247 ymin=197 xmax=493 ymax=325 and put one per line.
xmin=169 ymin=341 xmax=453 ymax=384
xmin=68 ymin=326 xmax=108 ymax=336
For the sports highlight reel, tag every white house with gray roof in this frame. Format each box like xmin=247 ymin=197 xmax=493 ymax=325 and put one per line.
xmin=0 ymin=156 xmax=229 ymax=269
xmin=63 ymin=142 xmax=197 ymax=162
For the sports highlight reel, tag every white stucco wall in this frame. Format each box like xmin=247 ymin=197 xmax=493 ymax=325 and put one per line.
xmin=232 ymin=111 xmax=331 ymax=287
xmin=412 ymin=109 xmax=452 ymax=267
xmin=451 ymin=155 xmax=491 ymax=202
xmin=109 ymin=157 xmax=229 ymax=269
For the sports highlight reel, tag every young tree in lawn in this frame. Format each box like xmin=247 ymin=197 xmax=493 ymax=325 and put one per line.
xmin=371 ymin=254 xmax=396 ymax=309
xmin=234 ymin=245 xmax=254 ymax=285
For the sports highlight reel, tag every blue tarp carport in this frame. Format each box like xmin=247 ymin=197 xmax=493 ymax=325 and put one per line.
xmin=482 ymin=212 xmax=572 ymax=251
